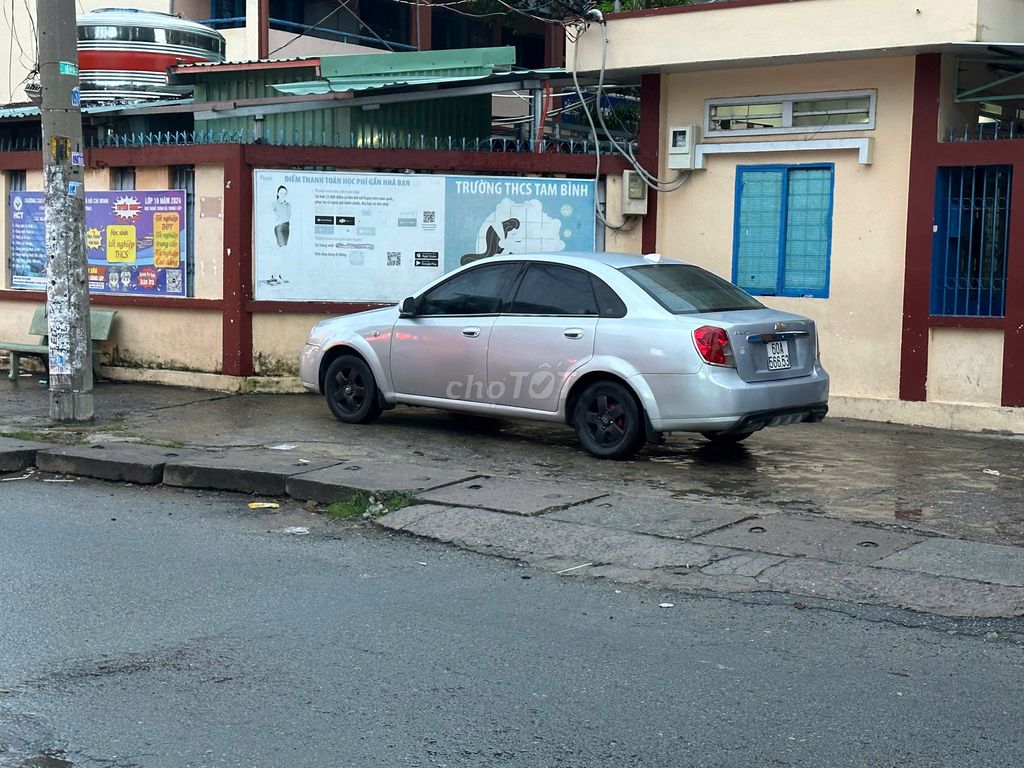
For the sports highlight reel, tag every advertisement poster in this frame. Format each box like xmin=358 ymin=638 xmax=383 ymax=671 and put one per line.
xmin=253 ymin=170 xmax=596 ymax=301
xmin=8 ymin=190 xmax=187 ymax=296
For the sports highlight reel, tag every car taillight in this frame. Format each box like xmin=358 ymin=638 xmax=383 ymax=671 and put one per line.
xmin=693 ymin=325 xmax=736 ymax=367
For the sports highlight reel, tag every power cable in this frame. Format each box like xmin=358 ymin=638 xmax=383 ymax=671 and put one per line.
xmin=269 ymin=1 xmax=354 ymax=57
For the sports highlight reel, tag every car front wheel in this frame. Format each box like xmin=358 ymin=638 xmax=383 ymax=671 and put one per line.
xmin=572 ymin=380 xmax=645 ymax=460
xmin=324 ymin=355 xmax=383 ymax=424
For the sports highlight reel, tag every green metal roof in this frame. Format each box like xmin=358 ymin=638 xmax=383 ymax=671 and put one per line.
xmin=273 ymin=46 xmax=532 ymax=97
xmin=0 ymin=98 xmax=195 ymax=120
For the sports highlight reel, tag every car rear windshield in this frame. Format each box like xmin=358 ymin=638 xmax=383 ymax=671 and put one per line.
xmin=621 ymin=264 xmax=765 ymax=314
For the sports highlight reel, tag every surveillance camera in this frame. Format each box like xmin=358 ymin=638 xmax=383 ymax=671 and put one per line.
xmin=585 ymin=8 xmax=604 ymax=23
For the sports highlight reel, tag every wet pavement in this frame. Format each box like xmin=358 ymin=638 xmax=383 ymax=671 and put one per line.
xmin=2 ymin=373 xmax=1023 ymax=617
xmin=2 ymin=374 xmax=1021 ymax=546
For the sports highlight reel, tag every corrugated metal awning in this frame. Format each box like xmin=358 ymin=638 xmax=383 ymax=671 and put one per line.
xmin=271 ymin=46 xmax=538 ymax=96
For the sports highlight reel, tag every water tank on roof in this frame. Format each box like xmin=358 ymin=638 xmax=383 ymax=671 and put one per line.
xmin=76 ymin=7 xmax=226 ymax=103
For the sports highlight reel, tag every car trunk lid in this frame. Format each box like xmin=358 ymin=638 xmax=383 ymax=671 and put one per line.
xmin=689 ymin=310 xmax=818 ymax=383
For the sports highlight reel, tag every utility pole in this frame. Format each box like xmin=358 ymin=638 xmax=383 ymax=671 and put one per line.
xmin=37 ymin=0 xmax=93 ymax=421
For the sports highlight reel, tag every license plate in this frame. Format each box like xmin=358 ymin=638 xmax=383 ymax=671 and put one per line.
xmin=766 ymin=340 xmax=790 ymax=370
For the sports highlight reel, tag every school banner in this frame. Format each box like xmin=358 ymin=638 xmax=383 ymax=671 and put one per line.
xmin=252 ymin=170 xmax=596 ymax=301
xmin=8 ymin=190 xmax=187 ymax=296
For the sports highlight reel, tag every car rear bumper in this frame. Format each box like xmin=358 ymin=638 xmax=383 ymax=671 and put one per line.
xmin=639 ymin=365 xmax=829 ymax=433
xmin=719 ymin=402 xmax=828 ymax=434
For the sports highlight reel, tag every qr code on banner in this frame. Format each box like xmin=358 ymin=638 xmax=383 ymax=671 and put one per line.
xmin=165 ymin=269 xmax=183 ymax=293
xmin=387 ymin=252 xmax=401 ymax=266
xmin=422 ymin=211 xmax=435 ymax=224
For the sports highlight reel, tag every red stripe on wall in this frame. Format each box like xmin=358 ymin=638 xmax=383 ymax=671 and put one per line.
xmin=639 ymin=73 xmax=661 ymax=254
xmin=1002 ymin=171 xmax=1024 ymax=406
xmin=222 ymin=147 xmax=254 ymax=377
xmin=899 ymin=53 xmax=941 ymax=402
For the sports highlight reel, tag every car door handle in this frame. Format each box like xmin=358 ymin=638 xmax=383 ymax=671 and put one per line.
xmin=462 ymin=327 xmax=481 ymax=338
xmin=563 ymin=328 xmax=585 ymax=340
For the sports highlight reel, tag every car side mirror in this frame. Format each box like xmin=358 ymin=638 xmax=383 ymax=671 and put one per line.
xmin=399 ymin=296 xmax=417 ymax=317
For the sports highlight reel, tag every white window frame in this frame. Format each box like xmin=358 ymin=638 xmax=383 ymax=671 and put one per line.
xmin=704 ymin=89 xmax=877 ymax=138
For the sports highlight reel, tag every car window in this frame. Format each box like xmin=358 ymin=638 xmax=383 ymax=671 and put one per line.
xmin=621 ymin=263 xmax=764 ymax=314
xmin=591 ymin=276 xmax=627 ymax=318
xmin=419 ymin=262 xmax=521 ymax=316
xmin=506 ymin=264 xmax=599 ymax=316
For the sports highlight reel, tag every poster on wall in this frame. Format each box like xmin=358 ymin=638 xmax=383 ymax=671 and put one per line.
xmin=8 ymin=190 xmax=187 ymax=296
xmin=252 ymin=170 xmax=596 ymax=301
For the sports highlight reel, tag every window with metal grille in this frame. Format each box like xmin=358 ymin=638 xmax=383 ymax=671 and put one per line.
xmin=732 ymin=165 xmax=833 ymax=298
xmin=932 ymin=165 xmax=1010 ymax=317
xmin=171 ymin=165 xmax=195 ymax=298
xmin=706 ymin=90 xmax=875 ymax=137
xmin=113 ymin=167 xmax=135 ymax=190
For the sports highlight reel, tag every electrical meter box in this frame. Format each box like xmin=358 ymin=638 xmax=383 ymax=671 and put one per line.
xmin=621 ymin=169 xmax=648 ymax=215
xmin=667 ymin=124 xmax=700 ymax=170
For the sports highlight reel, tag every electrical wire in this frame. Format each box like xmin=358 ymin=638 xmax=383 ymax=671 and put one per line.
xmin=589 ymin=26 xmax=688 ymax=191
xmin=569 ymin=26 xmax=637 ymax=231
xmin=336 ymin=0 xmax=398 ymax=51
xmin=269 ymin=1 xmax=360 ymax=57
xmin=385 ymin=0 xmax=508 ymax=20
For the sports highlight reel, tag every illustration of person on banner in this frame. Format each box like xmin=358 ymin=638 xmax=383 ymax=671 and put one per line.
xmin=274 ymin=185 xmax=291 ymax=247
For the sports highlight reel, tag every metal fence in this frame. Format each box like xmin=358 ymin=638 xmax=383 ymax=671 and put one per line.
xmin=0 ymin=131 xmax=628 ymax=154
xmin=946 ymin=121 xmax=1024 ymax=142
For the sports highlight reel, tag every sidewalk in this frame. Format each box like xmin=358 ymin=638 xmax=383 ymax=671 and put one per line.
xmin=2 ymin=376 xmax=1023 ymax=619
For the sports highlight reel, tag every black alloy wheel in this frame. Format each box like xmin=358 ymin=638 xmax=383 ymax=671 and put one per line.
xmin=572 ymin=380 xmax=645 ymax=460
xmin=324 ymin=355 xmax=383 ymax=424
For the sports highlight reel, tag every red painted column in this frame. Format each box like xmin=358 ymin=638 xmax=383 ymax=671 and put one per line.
xmin=222 ymin=146 xmax=254 ymax=377
xmin=258 ymin=0 xmax=269 ymax=59
xmin=544 ymin=23 xmax=565 ymax=68
xmin=639 ymin=73 xmax=661 ymax=254
xmin=411 ymin=1 xmax=432 ymax=51
xmin=1001 ymin=171 xmax=1024 ymax=406
xmin=898 ymin=54 xmax=941 ymax=402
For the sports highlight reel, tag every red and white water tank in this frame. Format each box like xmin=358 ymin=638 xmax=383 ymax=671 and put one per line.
xmin=76 ymin=7 xmax=226 ymax=102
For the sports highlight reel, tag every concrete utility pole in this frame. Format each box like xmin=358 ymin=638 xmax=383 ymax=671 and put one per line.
xmin=38 ymin=0 xmax=93 ymax=421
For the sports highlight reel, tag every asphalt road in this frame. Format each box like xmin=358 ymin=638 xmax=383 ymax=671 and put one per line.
xmin=1 ymin=480 xmax=1023 ymax=768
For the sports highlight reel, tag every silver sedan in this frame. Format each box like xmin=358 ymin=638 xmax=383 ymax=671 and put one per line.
xmin=300 ymin=252 xmax=829 ymax=459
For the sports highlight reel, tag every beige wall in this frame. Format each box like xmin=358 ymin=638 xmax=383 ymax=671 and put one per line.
xmin=135 ymin=167 xmax=171 ymax=189
xmin=109 ymin=307 xmax=221 ymax=371
xmin=253 ymin=314 xmax=330 ymax=376
xmin=194 ymin=165 xmax=225 ymax=301
xmin=927 ymin=328 xmax=1003 ymax=405
xmin=602 ymin=173 xmax=644 ymax=254
xmin=572 ymin=0 xmax=1023 ymax=74
xmin=657 ymin=57 xmax=915 ymax=400
xmin=1 ymin=161 xmax=227 ymax=375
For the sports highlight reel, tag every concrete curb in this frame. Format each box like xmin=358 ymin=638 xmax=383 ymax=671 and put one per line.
xmin=5 ymin=439 xmax=1024 ymax=619
xmin=0 ymin=437 xmax=50 ymax=472
xmin=36 ymin=443 xmax=195 ymax=484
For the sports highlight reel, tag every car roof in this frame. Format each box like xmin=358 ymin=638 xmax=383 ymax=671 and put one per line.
xmin=483 ymin=251 xmax=687 ymax=270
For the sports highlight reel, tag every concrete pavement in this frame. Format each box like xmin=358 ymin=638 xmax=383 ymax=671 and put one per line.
xmin=1 ymin=375 xmax=1023 ymax=619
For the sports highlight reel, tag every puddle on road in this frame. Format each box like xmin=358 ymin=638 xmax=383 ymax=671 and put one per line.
xmin=14 ymin=750 xmax=73 ymax=768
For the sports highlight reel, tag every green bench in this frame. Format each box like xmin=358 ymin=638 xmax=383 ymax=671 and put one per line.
xmin=1 ymin=306 xmax=117 ymax=381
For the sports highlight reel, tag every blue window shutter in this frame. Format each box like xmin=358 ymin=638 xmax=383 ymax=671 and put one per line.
xmin=734 ymin=169 xmax=783 ymax=293
xmin=782 ymin=168 xmax=832 ymax=296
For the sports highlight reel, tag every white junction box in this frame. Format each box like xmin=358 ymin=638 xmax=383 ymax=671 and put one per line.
xmin=621 ymin=169 xmax=648 ymax=215
xmin=667 ymin=124 xmax=700 ymax=170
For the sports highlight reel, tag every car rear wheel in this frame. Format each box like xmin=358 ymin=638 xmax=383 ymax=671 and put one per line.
xmin=701 ymin=430 xmax=754 ymax=445
xmin=572 ymin=381 xmax=645 ymax=460
xmin=324 ymin=355 xmax=383 ymax=424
